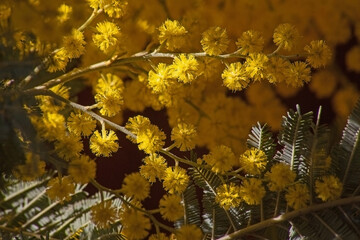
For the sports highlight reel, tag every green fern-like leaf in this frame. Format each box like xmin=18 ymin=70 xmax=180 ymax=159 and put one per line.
xmin=175 ymin=182 xmax=202 ymax=228
xmin=332 ymin=100 xmax=360 ymax=196
xmin=247 ymin=122 xmax=276 ymax=160
xmin=276 ymin=105 xmax=313 ymax=179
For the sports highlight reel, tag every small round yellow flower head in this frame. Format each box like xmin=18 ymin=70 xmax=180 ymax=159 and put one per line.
xmin=239 ymin=148 xmax=267 ymax=175
xmin=265 ymin=163 xmax=296 ymax=192
xmin=93 ymin=21 xmax=121 ymax=53
xmin=346 ymin=45 xmax=360 ymax=73
xmin=240 ymin=178 xmax=266 ymax=205
xmin=135 ymin=124 xmax=166 ymax=153
xmin=37 ymin=84 xmax=70 ymax=113
xmin=90 ymin=129 xmax=119 ymax=157
xmin=140 ymin=154 xmax=168 ymax=183
xmin=236 ymin=30 xmax=264 ymax=55
xmin=332 ymin=86 xmax=360 ymax=118
xmin=273 ymin=23 xmax=300 ymax=51
xmin=47 ymin=176 xmax=75 ymax=203
xmin=171 ymin=123 xmax=197 ymax=151
xmin=286 ymin=61 xmax=311 ymax=87
xmin=149 ymin=233 xmax=169 ymax=240
xmin=221 ymin=62 xmax=250 ymax=91
xmin=62 ymin=29 xmax=86 ymax=59
xmin=95 ymin=73 xmax=124 ymax=93
xmin=265 ymin=57 xmax=291 ymax=84
xmin=201 ymin=26 xmax=229 ymax=56
xmin=104 ymin=0 xmax=128 ymax=18
xmin=13 ymin=152 xmax=46 ymax=181
xmin=315 ymin=175 xmax=343 ymax=202
xmin=137 ymin=19 xmax=156 ymax=35
xmin=176 ymin=224 xmax=203 ymax=240
xmin=203 ymin=145 xmax=237 ymax=174
xmin=125 ymin=115 xmax=151 ymax=135
xmin=285 ymin=183 xmax=310 ymax=210
xmin=215 ymin=183 xmax=242 ymax=210
xmin=245 ymin=53 xmax=269 ymax=81
xmin=67 ymin=111 xmax=97 ymax=137
xmin=159 ymin=194 xmax=184 ymax=221
xmin=54 ymin=134 xmax=83 ymax=161
xmin=163 ymin=167 xmax=189 ymax=194
xmin=148 ymin=63 xmax=173 ymax=93
xmin=170 ymin=54 xmax=199 ymax=83
xmin=57 ymin=4 xmax=72 ymax=23
xmin=304 ymin=40 xmax=332 ymax=68
xmin=91 ymin=200 xmax=118 ymax=229
xmin=95 ymin=88 xmax=124 ymax=117
xmin=309 ymin=70 xmax=337 ymax=99
xmin=47 ymin=49 xmax=69 ymax=72
xmin=68 ymin=155 xmax=96 ymax=184
xmin=33 ymin=112 xmax=66 ymax=142
xmin=121 ymin=172 xmax=150 ymax=201
xmin=158 ymin=19 xmax=188 ymax=51
xmin=120 ymin=207 xmax=151 ymax=240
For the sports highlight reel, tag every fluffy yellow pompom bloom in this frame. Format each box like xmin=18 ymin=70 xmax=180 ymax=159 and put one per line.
xmin=332 ymin=86 xmax=360 ymax=118
xmin=91 ymin=200 xmax=118 ymax=229
xmin=95 ymin=88 xmax=123 ymax=117
xmin=62 ymin=29 xmax=86 ymax=59
xmin=236 ymin=30 xmax=264 ymax=55
xmin=54 ymin=134 xmax=83 ymax=161
xmin=95 ymin=73 xmax=124 ymax=93
xmin=163 ymin=167 xmax=189 ymax=194
xmin=240 ymin=178 xmax=266 ymax=205
xmin=57 ymin=4 xmax=72 ymax=23
xmin=149 ymin=233 xmax=169 ymax=240
xmin=201 ymin=26 xmax=229 ymax=56
xmin=125 ymin=115 xmax=150 ymax=133
xmin=346 ymin=45 xmax=360 ymax=73
xmin=245 ymin=53 xmax=269 ymax=81
xmin=136 ymin=124 xmax=166 ymax=154
xmin=93 ymin=21 xmax=121 ymax=53
xmin=221 ymin=62 xmax=249 ymax=91
xmin=170 ymin=54 xmax=199 ymax=83
xmin=47 ymin=49 xmax=68 ymax=72
xmin=265 ymin=163 xmax=296 ymax=192
xmin=120 ymin=207 xmax=151 ymax=240
xmin=304 ymin=40 xmax=332 ymax=68
xmin=121 ymin=172 xmax=150 ymax=201
xmin=68 ymin=155 xmax=96 ymax=184
xmin=148 ymin=63 xmax=173 ymax=93
xmin=273 ymin=23 xmax=300 ymax=51
xmin=32 ymin=112 xmax=66 ymax=142
xmin=67 ymin=111 xmax=96 ymax=137
xmin=203 ymin=145 xmax=237 ymax=174
xmin=266 ymin=57 xmax=291 ymax=84
xmin=171 ymin=123 xmax=197 ymax=151
xmin=309 ymin=70 xmax=337 ymax=99
xmin=215 ymin=183 xmax=242 ymax=210
xmin=286 ymin=61 xmax=311 ymax=87
xmin=90 ymin=129 xmax=119 ymax=157
xmin=13 ymin=152 xmax=46 ymax=181
xmin=37 ymin=84 xmax=70 ymax=113
xmin=285 ymin=183 xmax=310 ymax=210
xmin=239 ymin=148 xmax=267 ymax=175
xmin=88 ymin=0 xmax=127 ymax=18
xmin=159 ymin=194 xmax=184 ymax=221
xmin=315 ymin=175 xmax=343 ymax=202
xmin=140 ymin=154 xmax=168 ymax=182
xmin=47 ymin=176 xmax=75 ymax=203
xmin=158 ymin=19 xmax=187 ymax=51
xmin=176 ymin=224 xmax=203 ymax=240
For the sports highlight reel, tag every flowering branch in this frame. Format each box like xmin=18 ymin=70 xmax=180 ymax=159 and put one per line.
xmin=217 ymin=195 xmax=360 ymax=240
